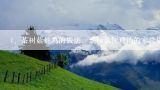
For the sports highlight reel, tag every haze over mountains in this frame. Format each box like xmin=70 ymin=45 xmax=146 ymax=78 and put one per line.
xmin=44 ymin=23 xmax=160 ymax=90
xmin=1 ymin=23 xmax=160 ymax=90
xmin=1 ymin=0 xmax=160 ymax=89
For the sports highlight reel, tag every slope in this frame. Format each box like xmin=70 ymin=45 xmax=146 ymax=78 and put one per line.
xmin=0 ymin=51 xmax=119 ymax=90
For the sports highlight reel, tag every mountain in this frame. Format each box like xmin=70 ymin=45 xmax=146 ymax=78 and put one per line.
xmin=146 ymin=26 xmax=160 ymax=30
xmin=50 ymin=49 xmax=160 ymax=90
xmin=46 ymin=24 xmax=160 ymax=90
xmin=96 ymin=24 xmax=124 ymax=30
xmin=0 ymin=51 xmax=118 ymax=90
xmin=50 ymin=23 xmax=124 ymax=30
xmin=70 ymin=60 xmax=160 ymax=90
xmin=41 ymin=23 xmax=125 ymax=51
xmin=49 ymin=29 xmax=160 ymax=90
xmin=66 ymin=29 xmax=160 ymax=90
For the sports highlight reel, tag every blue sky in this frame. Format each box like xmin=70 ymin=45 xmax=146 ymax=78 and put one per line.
xmin=0 ymin=0 xmax=160 ymax=29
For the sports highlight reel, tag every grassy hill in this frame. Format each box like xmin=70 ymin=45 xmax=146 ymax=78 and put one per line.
xmin=0 ymin=51 xmax=119 ymax=90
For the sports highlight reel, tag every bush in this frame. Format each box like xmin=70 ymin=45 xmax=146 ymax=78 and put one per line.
xmin=55 ymin=54 xmax=68 ymax=68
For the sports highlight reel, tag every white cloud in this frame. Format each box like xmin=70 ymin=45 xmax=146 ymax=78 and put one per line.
xmin=75 ymin=47 xmax=160 ymax=66
xmin=74 ymin=30 xmax=160 ymax=66
xmin=149 ymin=10 xmax=160 ymax=27
xmin=0 ymin=0 xmax=160 ymax=29
xmin=75 ymin=50 xmax=146 ymax=66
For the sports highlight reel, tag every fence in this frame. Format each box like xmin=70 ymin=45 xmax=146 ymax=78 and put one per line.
xmin=3 ymin=63 xmax=54 ymax=84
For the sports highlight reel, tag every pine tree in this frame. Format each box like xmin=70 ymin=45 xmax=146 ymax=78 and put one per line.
xmin=55 ymin=53 xmax=68 ymax=68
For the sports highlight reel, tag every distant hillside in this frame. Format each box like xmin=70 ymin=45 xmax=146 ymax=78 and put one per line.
xmin=71 ymin=61 xmax=160 ymax=90
xmin=0 ymin=51 xmax=118 ymax=90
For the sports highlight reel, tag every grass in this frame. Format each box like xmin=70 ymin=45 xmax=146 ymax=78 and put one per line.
xmin=0 ymin=51 xmax=119 ymax=90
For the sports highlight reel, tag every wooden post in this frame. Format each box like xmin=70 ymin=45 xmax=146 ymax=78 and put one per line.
xmin=17 ymin=73 xmax=21 ymax=83
xmin=4 ymin=70 xmax=8 ymax=82
xmin=12 ymin=72 xmax=15 ymax=83
xmin=47 ymin=64 xmax=49 ymax=72
xmin=22 ymin=74 xmax=25 ymax=84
